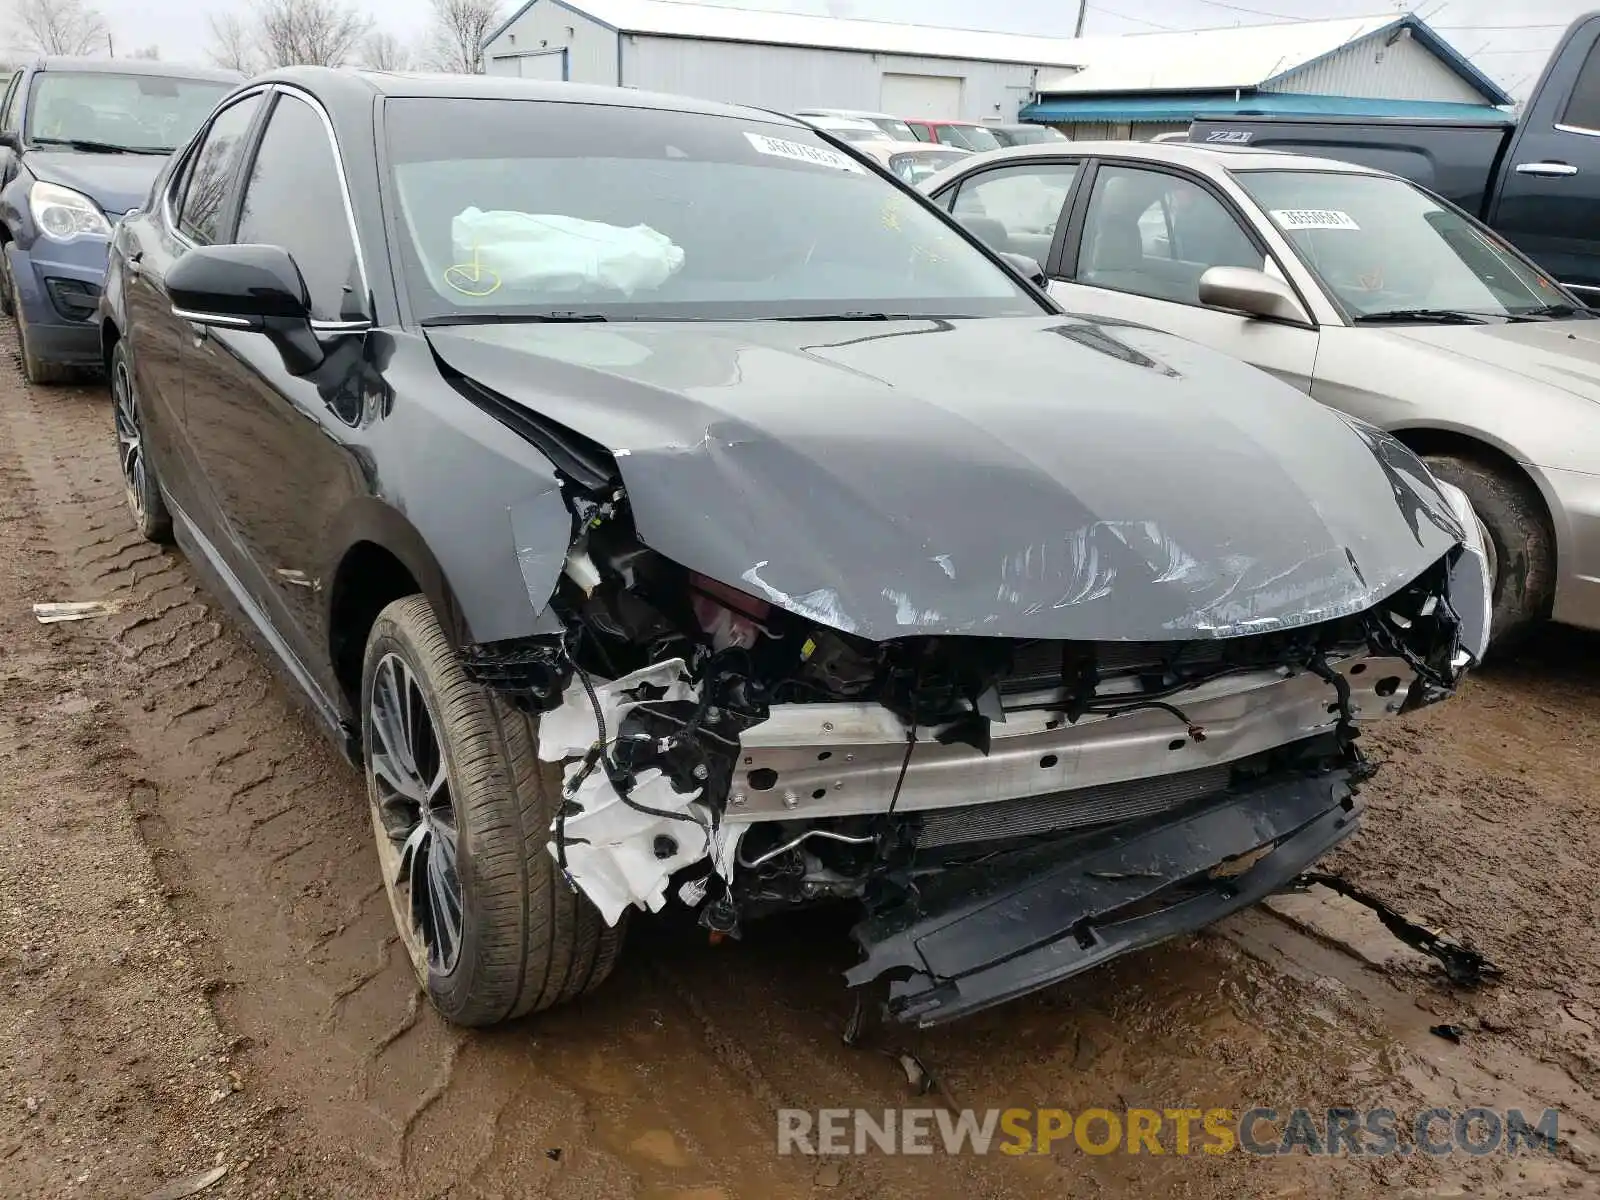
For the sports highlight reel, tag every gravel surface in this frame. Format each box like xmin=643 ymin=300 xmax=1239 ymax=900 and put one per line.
xmin=0 ymin=345 xmax=1596 ymax=1199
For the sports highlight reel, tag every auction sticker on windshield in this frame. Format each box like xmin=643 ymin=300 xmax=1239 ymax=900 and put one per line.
xmin=744 ymin=132 xmax=864 ymax=173
xmin=1271 ymin=209 xmax=1360 ymax=231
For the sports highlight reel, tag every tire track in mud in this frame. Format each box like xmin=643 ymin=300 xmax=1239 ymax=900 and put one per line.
xmin=4 ymin=359 xmax=1597 ymax=1198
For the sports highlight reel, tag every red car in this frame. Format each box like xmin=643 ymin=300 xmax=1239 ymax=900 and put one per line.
xmin=904 ymin=118 xmax=1003 ymax=152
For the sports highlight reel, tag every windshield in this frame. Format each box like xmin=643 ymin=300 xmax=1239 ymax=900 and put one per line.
xmin=940 ymin=124 xmax=1002 ymax=152
xmin=385 ymin=99 xmax=1038 ymax=322
xmin=815 ymin=122 xmax=880 ymax=144
xmin=887 ymin=148 xmax=969 ymax=184
xmin=1003 ymin=127 xmax=1069 ymax=145
xmin=26 ymin=71 xmax=233 ymax=153
xmin=867 ymin=116 xmax=920 ymax=141
xmin=1236 ymin=170 xmax=1571 ymax=319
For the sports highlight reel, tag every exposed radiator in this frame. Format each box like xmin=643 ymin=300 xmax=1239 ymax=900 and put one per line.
xmin=915 ymin=764 xmax=1232 ymax=848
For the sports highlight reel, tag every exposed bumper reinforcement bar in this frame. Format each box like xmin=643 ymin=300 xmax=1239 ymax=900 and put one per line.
xmin=847 ymin=769 xmax=1362 ymax=1027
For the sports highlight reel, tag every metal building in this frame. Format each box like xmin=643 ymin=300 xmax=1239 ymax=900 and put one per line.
xmin=1023 ymin=14 xmax=1513 ymax=140
xmin=480 ymin=0 xmax=1089 ymax=123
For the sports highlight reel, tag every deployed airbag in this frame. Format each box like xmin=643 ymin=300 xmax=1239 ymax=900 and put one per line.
xmin=452 ymin=208 xmax=685 ymax=296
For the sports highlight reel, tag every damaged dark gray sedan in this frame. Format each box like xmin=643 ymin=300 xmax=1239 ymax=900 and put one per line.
xmin=99 ymin=69 xmax=1491 ymax=1027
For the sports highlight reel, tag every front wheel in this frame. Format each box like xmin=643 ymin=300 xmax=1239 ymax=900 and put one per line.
xmin=361 ymin=595 xmax=624 ymax=1026
xmin=1424 ymin=454 xmax=1554 ymax=650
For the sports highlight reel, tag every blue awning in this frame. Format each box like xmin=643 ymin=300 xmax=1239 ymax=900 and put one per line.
xmin=1019 ymin=91 xmax=1514 ymax=125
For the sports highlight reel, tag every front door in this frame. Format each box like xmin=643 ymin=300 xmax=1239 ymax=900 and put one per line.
xmin=1490 ymin=14 xmax=1600 ymax=301
xmin=179 ymin=87 xmax=371 ymax=699
xmin=1050 ymin=162 xmax=1320 ymax=392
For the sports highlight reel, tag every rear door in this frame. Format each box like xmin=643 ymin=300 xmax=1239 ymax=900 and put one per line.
xmin=933 ymin=159 xmax=1083 ymax=272
xmin=129 ymin=90 xmax=267 ymax=526
xmin=1049 ymin=161 xmax=1321 ymax=391
xmin=1489 ymin=13 xmax=1600 ymax=301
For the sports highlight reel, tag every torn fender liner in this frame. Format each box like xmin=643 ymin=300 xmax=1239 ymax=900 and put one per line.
xmin=848 ymin=771 xmax=1362 ymax=1027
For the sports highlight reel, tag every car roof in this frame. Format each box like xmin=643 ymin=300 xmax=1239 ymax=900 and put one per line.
xmin=259 ymin=66 xmax=814 ymax=129
xmin=933 ymin=138 xmax=1392 ymax=178
xmin=29 ymin=56 xmax=242 ymax=83
xmin=806 ymin=114 xmax=882 ymax=130
xmin=795 ymin=106 xmax=902 ymax=120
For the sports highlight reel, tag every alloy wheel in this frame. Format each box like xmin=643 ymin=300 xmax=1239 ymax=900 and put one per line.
xmin=112 ymin=356 xmax=147 ymax=520
xmin=366 ymin=652 xmax=463 ymax=976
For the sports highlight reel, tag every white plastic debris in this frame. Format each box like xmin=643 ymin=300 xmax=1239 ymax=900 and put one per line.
xmin=32 ymin=600 xmax=119 ymax=623
xmin=452 ymin=208 xmax=685 ymax=297
xmin=556 ymin=766 xmax=711 ymax=926
xmin=537 ymin=658 xmax=695 ymax=763
xmin=539 ymin=658 xmax=716 ymax=924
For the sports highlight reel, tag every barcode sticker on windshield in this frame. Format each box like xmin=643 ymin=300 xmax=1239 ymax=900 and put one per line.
xmin=1271 ymin=208 xmax=1360 ymax=231
xmin=744 ymin=132 xmax=864 ymax=173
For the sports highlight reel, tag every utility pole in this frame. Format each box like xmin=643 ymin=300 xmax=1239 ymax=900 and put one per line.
xmin=1074 ymin=0 xmax=1088 ymax=38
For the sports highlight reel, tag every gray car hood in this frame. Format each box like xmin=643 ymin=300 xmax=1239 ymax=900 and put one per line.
xmin=428 ymin=315 xmax=1462 ymax=642
xmin=25 ymin=150 xmax=164 ymax=216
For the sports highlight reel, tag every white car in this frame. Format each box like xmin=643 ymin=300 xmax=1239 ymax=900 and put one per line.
xmin=793 ymin=106 xmax=920 ymax=142
xmin=920 ymin=140 xmax=1600 ymax=645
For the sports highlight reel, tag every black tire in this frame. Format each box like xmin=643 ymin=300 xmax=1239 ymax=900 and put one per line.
xmin=1424 ymin=454 xmax=1554 ymax=649
xmin=0 ymin=243 xmax=14 ymax=318
xmin=9 ymin=263 xmax=73 ymax=385
xmin=111 ymin=340 xmax=173 ymax=544
xmin=361 ymin=595 xmax=624 ymax=1026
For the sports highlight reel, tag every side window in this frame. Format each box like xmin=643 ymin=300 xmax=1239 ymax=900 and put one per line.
xmin=909 ymin=123 xmax=933 ymax=143
xmin=1561 ymin=38 xmax=1600 ymax=132
xmin=948 ymin=163 xmax=1078 ymax=266
xmin=1076 ymin=165 xmax=1263 ymax=305
xmin=1 ymin=73 xmax=24 ymax=134
xmin=176 ymin=95 xmax=262 ymax=246
xmin=234 ymin=93 xmax=362 ymax=322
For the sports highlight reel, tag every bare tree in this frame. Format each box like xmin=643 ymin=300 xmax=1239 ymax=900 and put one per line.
xmin=12 ymin=0 xmax=108 ymax=56
xmin=425 ymin=0 xmax=501 ymax=74
xmin=256 ymin=0 xmax=370 ymax=67
xmin=206 ymin=11 xmax=259 ymax=73
xmin=361 ymin=29 xmax=411 ymax=71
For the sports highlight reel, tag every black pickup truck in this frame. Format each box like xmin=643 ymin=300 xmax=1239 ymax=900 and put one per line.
xmin=1188 ymin=12 xmax=1600 ymax=304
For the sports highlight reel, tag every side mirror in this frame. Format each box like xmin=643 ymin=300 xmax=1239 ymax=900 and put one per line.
xmin=1000 ymin=251 xmax=1048 ymax=287
xmin=167 ymin=243 xmax=324 ymax=374
xmin=0 ymin=130 xmax=18 ymax=151
xmin=1197 ymin=265 xmax=1311 ymax=325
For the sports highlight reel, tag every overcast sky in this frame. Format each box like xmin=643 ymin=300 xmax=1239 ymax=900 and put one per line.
xmin=27 ymin=0 xmax=1596 ymax=101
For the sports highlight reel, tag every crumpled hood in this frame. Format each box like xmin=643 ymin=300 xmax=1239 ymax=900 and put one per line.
xmin=428 ymin=315 xmax=1463 ymax=642
xmin=26 ymin=151 xmax=163 ymax=216
xmin=1376 ymin=317 xmax=1600 ymax=403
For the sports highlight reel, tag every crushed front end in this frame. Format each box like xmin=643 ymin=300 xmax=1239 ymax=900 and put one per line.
xmin=465 ymin=476 xmax=1490 ymax=1025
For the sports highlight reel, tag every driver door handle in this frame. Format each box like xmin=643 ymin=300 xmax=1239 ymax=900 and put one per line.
xmin=1515 ymin=161 xmax=1579 ymax=177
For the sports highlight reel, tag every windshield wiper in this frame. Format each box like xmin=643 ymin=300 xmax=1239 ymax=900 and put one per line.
xmin=1504 ymin=303 xmax=1588 ymax=321
xmin=31 ymin=136 xmax=170 ymax=155
xmin=768 ymin=312 xmax=935 ymax=321
xmin=420 ymin=312 xmax=609 ymax=326
xmin=1351 ymin=308 xmax=1491 ymax=325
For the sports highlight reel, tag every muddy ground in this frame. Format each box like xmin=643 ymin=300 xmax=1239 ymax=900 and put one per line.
xmin=0 ymin=346 xmax=1597 ymax=1200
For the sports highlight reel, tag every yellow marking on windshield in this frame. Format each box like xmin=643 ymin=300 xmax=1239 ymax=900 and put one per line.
xmin=444 ymin=244 xmax=501 ymax=297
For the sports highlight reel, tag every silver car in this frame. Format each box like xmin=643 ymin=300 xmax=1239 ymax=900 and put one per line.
xmin=921 ymin=141 xmax=1600 ymax=644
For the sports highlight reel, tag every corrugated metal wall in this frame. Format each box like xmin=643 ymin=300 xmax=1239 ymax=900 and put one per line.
xmin=618 ymin=36 xmax=1042 ymax=121
xmin=484 ymin=3 xmax=619 ymax=84
xmin=1266 ymin=29 xmax=1485 ymax=103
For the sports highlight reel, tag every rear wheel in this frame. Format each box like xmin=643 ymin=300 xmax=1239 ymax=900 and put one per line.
xmin=361 ymin=595 xmax=624 ymax=1026
xmin=111 ymin=340 xmax=173 ymax=544
xmin=1424 ymin=454 xmax=1554 ymax=649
